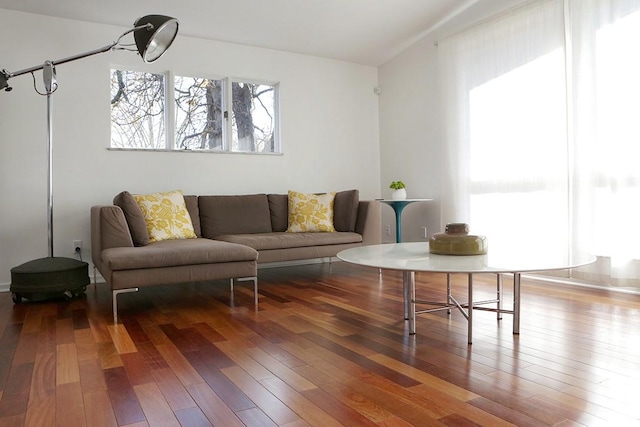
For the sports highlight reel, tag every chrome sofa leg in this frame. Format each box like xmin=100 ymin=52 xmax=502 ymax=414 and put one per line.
xmin=112 ymin=288 xmax=139 ymax=324
xmin=234 ymin=276 xmax=259 ymax=304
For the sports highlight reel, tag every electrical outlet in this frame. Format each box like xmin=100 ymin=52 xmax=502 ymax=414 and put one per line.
xmin=385 ymin=225 xmax=391 ymax=236
xmin=73 ymin=240 xmax=82 ymax=252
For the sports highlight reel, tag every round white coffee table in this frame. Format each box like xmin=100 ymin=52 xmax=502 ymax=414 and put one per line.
xmin=337 ymin=242 xmax=595 ymax=343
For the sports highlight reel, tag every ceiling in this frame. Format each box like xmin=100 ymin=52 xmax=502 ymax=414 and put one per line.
xmin=0 ymin=0 xmax=518 ymax=66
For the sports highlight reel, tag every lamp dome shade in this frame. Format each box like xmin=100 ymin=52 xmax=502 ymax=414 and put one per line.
xmin=133 ymin=15 xmax=179 ymax=63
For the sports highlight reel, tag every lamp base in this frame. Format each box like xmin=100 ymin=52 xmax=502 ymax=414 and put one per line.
xmin=10 ymin=257 xmax=90 ymax=303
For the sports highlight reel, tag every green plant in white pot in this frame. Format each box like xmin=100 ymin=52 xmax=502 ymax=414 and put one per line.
xmin=390 ymin=181 xmax=407 ymax=200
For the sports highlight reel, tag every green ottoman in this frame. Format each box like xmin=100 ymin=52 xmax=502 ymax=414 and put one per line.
xmin=10 ymin=257 xmax=90 ymax=303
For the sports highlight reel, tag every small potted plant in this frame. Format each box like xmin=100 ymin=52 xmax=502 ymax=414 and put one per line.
xmin=390 ymin=180 xmax=407 ymax=200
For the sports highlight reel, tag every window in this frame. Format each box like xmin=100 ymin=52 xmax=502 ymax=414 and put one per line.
xmin=468 ymin=49 xmax=568 ymax=258
xmin=231 ymin=81 xmax=277 ymax=153
xmin=438 ymin=0 xmax=640 ymax=288
xmin=174 ymin=77 xmax=224 ymax=150
xmin=110 ymin=70 xmax=166 ymax=149
xmin=110 ymin=69 xmax=280 ymax=153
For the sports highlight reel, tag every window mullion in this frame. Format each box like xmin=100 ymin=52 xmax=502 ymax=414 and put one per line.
xmin=224 ymin=77 xmax=232 ymax=151
xmin=166 ymin=69 xmax=175 ymax=150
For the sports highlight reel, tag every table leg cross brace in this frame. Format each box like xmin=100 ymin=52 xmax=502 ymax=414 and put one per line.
xmin=408 ymin=273 xmax=520 ymax=344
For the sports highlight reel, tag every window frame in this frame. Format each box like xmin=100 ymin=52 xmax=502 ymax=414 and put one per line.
xmin=172 ymin=73 xmax=227 ymax=152
xmin=109 ymin=67 xmax=281 ymax=155
xmin=109 ymin=67 xmax=169 ymax=150
xmin=228 ymin=77 xmax=281 ymax=154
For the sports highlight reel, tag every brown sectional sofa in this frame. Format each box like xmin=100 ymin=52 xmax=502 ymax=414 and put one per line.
xmin=91 ymin=190 xmax=380 ymax=322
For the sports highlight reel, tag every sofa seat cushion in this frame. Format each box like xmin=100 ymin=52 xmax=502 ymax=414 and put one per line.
xmin=102 ymin=238 xmax=257 ymax=271
xmin=215 ymin=232 xmax=362 ymax=251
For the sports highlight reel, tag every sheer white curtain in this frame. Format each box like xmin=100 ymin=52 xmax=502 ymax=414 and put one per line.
xmin=438 ymin=0 xmax=640 ymax=289
xmin=438 ymin=0 xmax=568 ymax=256
xmin=569 ymin=0 xmax=640 ymax=286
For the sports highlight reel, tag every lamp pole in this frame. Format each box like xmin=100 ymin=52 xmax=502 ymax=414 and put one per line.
xmin=44 ymin=61 xmax=55 ymax=256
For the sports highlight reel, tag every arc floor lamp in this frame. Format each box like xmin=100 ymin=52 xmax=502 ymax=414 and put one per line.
xmin=4 ymin=15 xmax=179 ymax=303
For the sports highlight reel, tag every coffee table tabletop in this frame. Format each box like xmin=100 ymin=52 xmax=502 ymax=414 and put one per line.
xmin=338 ymin=242 xmax=595 ymax=343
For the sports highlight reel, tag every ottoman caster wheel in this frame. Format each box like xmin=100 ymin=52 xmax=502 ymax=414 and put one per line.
xmin=71 ymin=287 xmax=86 ymax=299
xmin=12 ymin=293 xmax=22 ymax=304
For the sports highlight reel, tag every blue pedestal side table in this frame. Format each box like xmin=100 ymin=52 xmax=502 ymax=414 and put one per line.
xmin=380 ymin=199 xmax=433 ymax=243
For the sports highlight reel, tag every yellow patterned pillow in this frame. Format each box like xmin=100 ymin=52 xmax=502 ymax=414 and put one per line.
xmin=287 ymin=190 xmax=336 ymax=233
xmin=133 ymin=190 xmax=197 ymax=243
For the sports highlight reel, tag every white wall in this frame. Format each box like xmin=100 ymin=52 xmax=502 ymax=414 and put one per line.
xmin=378 ymin=35 xmax=442 ymax=243
xmin=0 ymin=10 xmax=381 ymax=286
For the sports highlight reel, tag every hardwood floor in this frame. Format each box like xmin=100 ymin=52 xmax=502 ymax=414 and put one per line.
xmin=0 ymin=261 xmax=639 ymax=426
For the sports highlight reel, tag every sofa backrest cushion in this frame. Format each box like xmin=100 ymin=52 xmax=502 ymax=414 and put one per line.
xmin=268 ymin=194 xmax=288 ymax=232
xmin=334 ymin=189 xmax=360 ymax=232
xmin=113 ymin=191 xmax=150 ymax=246
xmin=199 ymin=194 xmax=273 ymax=238
xmin=183 ymin=195 xmax=201 ymax=237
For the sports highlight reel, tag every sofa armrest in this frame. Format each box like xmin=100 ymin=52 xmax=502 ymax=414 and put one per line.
xmin=355 ymin=200 xmax=381 ymax=245
xmin=91 ymin=205 xmax=134 ymax=264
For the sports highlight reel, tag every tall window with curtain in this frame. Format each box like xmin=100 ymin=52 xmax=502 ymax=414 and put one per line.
xmin=438 ymin=0 xmax=640 ymax=290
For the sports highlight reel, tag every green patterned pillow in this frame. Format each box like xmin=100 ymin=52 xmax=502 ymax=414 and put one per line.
xmin=287 ymin=190 xmax=336 ymax=233
xmin=133 ymin=190 xmax=197 ymax=242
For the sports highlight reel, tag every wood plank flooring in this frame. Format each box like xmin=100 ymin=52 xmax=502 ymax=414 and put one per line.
xmin=0 ymin=261 xmax=639 ymax=426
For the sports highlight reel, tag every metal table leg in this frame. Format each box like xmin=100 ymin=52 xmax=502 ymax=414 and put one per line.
xmin=408 ymin=271 xmax=416 ymax=334
xmin=496 ymin=274 xmax=503 ymax=320
xmin=514 ymin=272 xmax=521 ymax=334
xmin=447 ymin=273 xmax=452 ymax=314
xmin=403 ymin=271 xmax=410 ymax=320
xmin=467 ymin=273 xmax=473 ymax=344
